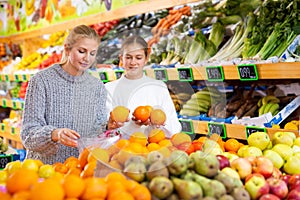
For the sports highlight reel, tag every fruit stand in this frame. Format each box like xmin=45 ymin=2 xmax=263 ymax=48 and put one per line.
xmin=0 ymin=0 xmax=300 ymax=199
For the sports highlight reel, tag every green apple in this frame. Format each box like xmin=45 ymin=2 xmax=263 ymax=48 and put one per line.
xmin=284 ymin=131 xmax=296 ymax=141
xmin=222 ymin=152 xmax=239 ymax=163
xmin=21 ymin=159 xmax=39 ymax=172
xmin=283 ymin=156 xmax=300 ymax=175
xmin=0 ymin=170 xmax=8 ymax=184
xmin=292 ymin=145 xmax=300 ymax=154
xmin=272 ymin=131 xmax=294 ymax=147
xmin=272 ymin=143 xmax=293 ymax=161
xmin=263 ymin=149 xmax=284 ymax=169
xmin=221 ymin=167 xmax=240 ymax=179
xmin=266 ymin=141 xmax=273 ymax=149
xmin=245 ymin=174 xmax=269 ymax=199
xmin=237 ymin=145 xmax=249 ymax=157
xmin=293 ymin=137 xmax=300 ymax=147
xmin=247 ymin=132 xmax=270 ymax=151
xmin=243 ymin=146 xmax=263 ymax=158
xmin=38 ymin=164 xmax=55 ymax=179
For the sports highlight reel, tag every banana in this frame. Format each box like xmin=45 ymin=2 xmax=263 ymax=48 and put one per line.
xmin=182 ymin=104 xmax=208 ymax=112
xmin=191 ymin=91 xmax=211 ymax=99
xmin=268 ymin=103 xmax=279 ymax=116
xmin=257 ymin=98 xmax=262 ymax=107
xmin=175 ymin=93 xmax=191 ymax=101
xmin=258 ymin=103 xmax=267 ymax=116
xmin=262 ymin=95 xmax=280 ymax=105
xmin=179 ymin=108 xmax=200 ymax=116
xmin=263 ymin=103 xmax=274 ymax=114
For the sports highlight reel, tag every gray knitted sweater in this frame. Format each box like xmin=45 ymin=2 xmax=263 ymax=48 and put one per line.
xmin=20 ymin=64 xmax=107 ymax=164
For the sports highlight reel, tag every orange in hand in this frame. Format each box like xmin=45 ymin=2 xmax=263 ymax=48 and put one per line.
xmin=133 ymin=106 xmax=151 ymax=122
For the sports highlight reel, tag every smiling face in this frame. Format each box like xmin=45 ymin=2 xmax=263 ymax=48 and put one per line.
xmin=121 ymin=43 xmax=148 ymax=80
xmin=63 ymin=37 xmax=99 ymax=76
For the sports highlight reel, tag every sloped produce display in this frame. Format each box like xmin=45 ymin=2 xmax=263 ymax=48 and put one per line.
xmin=0 ymin=0 xmax=300 ymax=200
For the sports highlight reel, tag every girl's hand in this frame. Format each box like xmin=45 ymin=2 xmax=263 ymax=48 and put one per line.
xmin=52 ymin=128 xmax=80 ymax=147
xmin=132 ymin=116 xmax=151 ymax=126
xmin=107 ymin=112 xmax=129 ymax=130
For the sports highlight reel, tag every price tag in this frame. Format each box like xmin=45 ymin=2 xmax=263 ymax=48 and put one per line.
xmin=0 ymin=154 xmax=13 ymax=169
xmin=114 ymin=70 xmax=124 ymax=79
xmin=237 ymin=64 xmax=258 ymax=81
xmin=1 ymin=124 xmax=5 ymax=132
xmin=0 ymin=75 xmax=2 ymax=81
xmin=22 ymin=74 xmax=27 ymax=81
xmin=154 ymin=69 xmax=168 ymax=82
xmin=14 ymin=75 xmax=20 ymax=82
xmin=177 ymin=68 xmax=193 ymax=81
xmin=246 ymin=126 xmax=266 ymax=138
xmin=2 ymin=99 xmax=7 ymax=108
xmin=21 ymin=101 xmax=25 ymax=109
xmin=11 ymin=127 xmax=16 ymax=135
xmin=208 ymin=122 xmax=227 ymax=139
xmin=12 ymin=101 xmax=17 ymax=109
xmin=5 ymin=75 xmax=9 ymax=82
xmin=206 ymin=66 xmax=224 ymax=82
xmin=99 ymin=72 xmax=108 ymax=83
xmin=179 ymin=119 xmax=194 ymax=134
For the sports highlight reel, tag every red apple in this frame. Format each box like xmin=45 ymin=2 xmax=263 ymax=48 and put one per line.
xmin=271 ymin=167 xmax=282 ymax=179
xmin=289 ymin=174 xmax=300 ymax=190
xmin=245 ymin=174 xmax=270 ymax=200
xmin=216 ymin=154 xmax=230 ymax=170
xmin=287 ymin=189 xmax=300 ymax=200
xmin=266 ymin=177 xmax=288 ymax=199
xmin=259 ymin=193 xmax=280 ymax=200
xmin=282 ymin=174 xmax=291 ymax=186
xmin=245 ymin=173 xmax=265 ymax=183
xmin=252 ymin=156 xmax=274 ymax=178
xmin=231 ymin=157 xmax=252 ymax=179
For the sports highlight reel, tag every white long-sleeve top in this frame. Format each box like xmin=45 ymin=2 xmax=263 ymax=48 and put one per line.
xmin=105 ymin=74 xmax=182 ymax=139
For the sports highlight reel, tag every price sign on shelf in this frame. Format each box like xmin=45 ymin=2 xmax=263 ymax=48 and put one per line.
xmin=208 ymin=122 xmax=227 ymax=139
xmin=114 ymin=70 xmax=124 ymax=79
xmin=177 ymin=68 xmax=193 ymax=81
xmin=99 ymin=72 xmax=108 ymax=82
xmin=1 ymin=124 xmax=5 ymax=132
xmin=22 ymin=74 xmax=28 ymax=81
xmin=5 ymin=75 xmax=9 ymax=82
xmin=245 ymin=126 xmax=266 ymax=138
xmin=179 ymin=119 xmax=194 ymax=134
xmin=0 ymin=154 xmax=13 ymax=169
xmin=154 ymin=69 xmax=168 ymax=82
xmin=2 ymin=99 xmax=7 ymax=108
xmin=14 ymin=74 xmax=20 ymax=82
xmin=206 ymin=66 xmax=224 ymax=81
xmin=237 ymin=64 xmax=258 ymax=81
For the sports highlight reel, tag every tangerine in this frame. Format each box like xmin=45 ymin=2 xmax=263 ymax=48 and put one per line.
xmin=29 ymin=178 xmax=64 ymax=200
xmin=133 ymin=106 xmax=150 ymax=122
xmin=224 ymin=138 xmax=241 ymax=152
xmin=129 ymin=132 xmax=148 ymax=146
xmin=108 ymin=191 xmax=134 ymax=200
xmin=105 ymin=171 xmax=127 ymax=183
xmin=53 ymin=162 xmax=68 ymax=174
xmin=158 ymin=139 xmax=172 ymax=147
xmin=78 ymin=148 xmax=90 ymax=169
xmin=62 ymin=174 xmax=85 ymax=198
xmin=81 ymin=177 xmax=107 ymax=200
xmin=115 ymin=139 xmax=130 ymax=149
xmin=130 ymin=184 xmax=151 ymax=200
xmin=148 ymin=129 xmax=165 ymax=143
xmin=147 ymin=143 xmax=160 ymax=152
xmin=6 ymin=169 xmax=39 ymax=194
xmin=80 ymin=161 xmax=96 ymax=179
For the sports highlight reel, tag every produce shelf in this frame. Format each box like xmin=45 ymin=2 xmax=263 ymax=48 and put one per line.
xmin=0 ymin=123 xmax=23 ymax=149
xmin=0 ymin=98 xmax=24 ymax=110
xmin=191 ymin=120 xmax=299 ymax=140
xmin=0 ymin=0 xmax=200 ymax=42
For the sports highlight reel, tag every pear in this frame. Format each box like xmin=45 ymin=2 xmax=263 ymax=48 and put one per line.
xmin=165 ymin=193 xmax=180 ymax=200
xmin=172 ymin=177 xmax=203 ymax=200
xmin=124 ymin=155 xmax=147 ymax=168
xmin=214 ymin=171 xmax=236 ymax=193
xmin=166 ymin=150 xmax=189 ymax=176
xmin=190 ymin=151 xmax=219 ymax=177
xmin=149 ymin=176 xmax=174 ymax=199
xmin=230 ymin=187 xmax=250 ymax=200
xmin=202 ymin=197 xmax=216 ymax=200
xmin=147 ymin=150 xmax=164 ymax=165
xmin=146 ymin=160 xmax=169 ymax=180
xmin=123 ymin=162 xmax=146 ymax=182
xmin=219 ymin=194 xmax=234 ymax=200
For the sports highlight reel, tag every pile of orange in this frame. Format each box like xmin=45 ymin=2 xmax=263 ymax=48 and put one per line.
xmin=2 ymin=167 xmax=151 ymax=200
xmin=224 ymin=138 xmax=243 ymax=153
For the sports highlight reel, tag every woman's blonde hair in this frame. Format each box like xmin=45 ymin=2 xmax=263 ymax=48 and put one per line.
xmin=60 ymin=24 xmax=100 ymax=65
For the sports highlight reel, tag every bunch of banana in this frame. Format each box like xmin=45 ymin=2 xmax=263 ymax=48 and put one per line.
xmin=179 ymin=87 xmax=223 ymax=116
xmin=170 ymin=92 xmax=191 ymax=112
xmin=258 ymin=95 xmax=280 ymax=116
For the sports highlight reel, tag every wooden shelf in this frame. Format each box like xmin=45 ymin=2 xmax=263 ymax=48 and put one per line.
xmin=0 ymin=123 xmax=23 ymax=149
xmin=0 ymin=0 xmax=200 ymax=43
xmin=191 ymin=120 xmax=299 ymax=140
xmin=0 ymin=98 xmax=24 ymax=110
